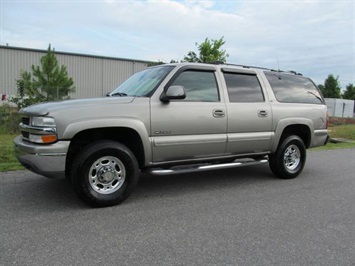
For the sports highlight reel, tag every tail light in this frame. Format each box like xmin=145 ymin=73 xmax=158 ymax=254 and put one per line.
xmin=326 ymin=111 xmax=329 ymax=129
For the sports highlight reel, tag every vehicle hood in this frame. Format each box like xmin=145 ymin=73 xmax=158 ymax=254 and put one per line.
xmin=19 ymin=97 xmax=135 ymax=116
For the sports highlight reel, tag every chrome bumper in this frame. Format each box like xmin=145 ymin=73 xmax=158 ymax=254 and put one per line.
xmin=13 ymin=135 xmax=70 ymax=178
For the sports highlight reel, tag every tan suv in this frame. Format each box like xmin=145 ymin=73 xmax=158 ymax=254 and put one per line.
xmin=14 ymin=63 xmax=329 ymax=207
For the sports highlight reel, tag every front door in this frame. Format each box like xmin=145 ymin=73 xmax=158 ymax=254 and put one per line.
xmin=150 ymin=69 xmax=227 ymax=163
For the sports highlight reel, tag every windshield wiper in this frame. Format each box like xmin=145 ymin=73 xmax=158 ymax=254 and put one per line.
xmin=110 ymin=92 xmax=128 ymax=97
xmin=307 ymin=91 xmax=322 ymax=103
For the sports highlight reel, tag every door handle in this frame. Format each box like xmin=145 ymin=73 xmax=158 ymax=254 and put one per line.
xmin=258 ymin=110 xmax=268 ymax=117
xmin=213 ymin=109 xmax=225 ymax=118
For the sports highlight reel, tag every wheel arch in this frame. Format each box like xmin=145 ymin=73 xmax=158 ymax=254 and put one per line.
xmin=272 ymin=119 xmax=313 ymax=152
xmin=65 ymin=126 xmax=148 ymax=177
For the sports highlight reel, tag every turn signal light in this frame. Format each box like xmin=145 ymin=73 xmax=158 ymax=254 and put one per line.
xmin=41 ymin=135 xmax=58 ymax=143
xmin=29 ymin=134 xmax=58 ymax=144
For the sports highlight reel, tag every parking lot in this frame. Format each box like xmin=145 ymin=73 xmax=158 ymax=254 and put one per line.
xmin=0 ymin=148 xmax=354 ymax=266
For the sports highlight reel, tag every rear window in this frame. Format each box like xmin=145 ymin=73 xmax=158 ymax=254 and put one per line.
xmin=265 ymin=72 xmax=324 ymax=104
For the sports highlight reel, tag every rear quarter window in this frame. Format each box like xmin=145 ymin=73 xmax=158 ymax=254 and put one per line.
xmin=265 ymin=72 xmax=324 ymax=104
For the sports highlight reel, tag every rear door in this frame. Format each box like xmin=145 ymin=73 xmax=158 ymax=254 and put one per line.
xmin=150 ymin=66 xmax=227 ymax=163
xmin=222 ymin=68 xmax=273 ymax=154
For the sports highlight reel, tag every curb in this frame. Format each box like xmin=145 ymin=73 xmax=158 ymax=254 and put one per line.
xmin=329 ymin=138 xmax=355 ymax=143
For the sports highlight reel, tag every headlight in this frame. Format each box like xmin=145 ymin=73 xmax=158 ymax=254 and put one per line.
xmin=23 ymin=116 xmax=58 ymax=143
xmin=31 ymin=117 xmax=56 ymax=127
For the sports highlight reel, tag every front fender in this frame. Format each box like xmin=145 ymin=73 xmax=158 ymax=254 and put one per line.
xmin=62 ymin=118 xmax=151 ymax=165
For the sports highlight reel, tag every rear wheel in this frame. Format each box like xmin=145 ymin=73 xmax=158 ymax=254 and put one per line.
xmin=71 ymin=141 xmax=139 ymax=207
xmin=269 ymin=135 xmax=306 ymax=179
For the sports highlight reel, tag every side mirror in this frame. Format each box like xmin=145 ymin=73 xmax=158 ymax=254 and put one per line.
xmin=160 ymin=85 xmax=186 ymax=102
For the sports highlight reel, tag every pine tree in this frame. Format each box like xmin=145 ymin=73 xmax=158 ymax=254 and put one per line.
xmin=320 ymin=74 xmax=341 ymax=98
xmin=32 ymin=45 xmax=75 ymax=101
xmin=11 ymin=44 xmax=75 ymax=108
xmin=342 ymin=84 xmax=355 ymax=100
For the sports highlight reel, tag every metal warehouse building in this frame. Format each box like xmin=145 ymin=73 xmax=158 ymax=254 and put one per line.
xmin=0 ymin=45 xmax=151 ymax=100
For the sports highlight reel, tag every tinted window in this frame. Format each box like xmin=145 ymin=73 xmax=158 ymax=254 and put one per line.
xmin=265 ymin=72 xmax=324 ymax=104
xmin=170 ymin=70 xmax=219 ymax=102
xmin=224 ymin=73 xmax=264 ymax=102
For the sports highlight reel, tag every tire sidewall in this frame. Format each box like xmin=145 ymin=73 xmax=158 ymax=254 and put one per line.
xmin=271 ymin=135 xmax=306 ymax=179
xmin=72 ymin=141 xmax=139 ymax=207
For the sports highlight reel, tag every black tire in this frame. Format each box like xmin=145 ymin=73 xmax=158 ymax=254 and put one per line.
xmin=269 ymin=135 xmax=306 ymax=179
xmin=71 ymin=140 xmax=139 ymax=207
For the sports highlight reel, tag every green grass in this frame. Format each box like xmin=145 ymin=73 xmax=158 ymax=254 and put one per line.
xmin=310 ymin=142 xmax=355 ymax=151
xmin=1 ymin=124 xmax=354 ymax=172
xmin=309 ymin=124 xmax=355 ymax=150
xmin=0 ymin=134 xmax=24 ymax=172
xmin=328 ymin=124 xmax=355 ymax=140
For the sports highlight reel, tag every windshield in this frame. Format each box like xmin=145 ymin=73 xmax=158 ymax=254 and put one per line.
xmin=109 ymin=65 xmax=174 ymax=97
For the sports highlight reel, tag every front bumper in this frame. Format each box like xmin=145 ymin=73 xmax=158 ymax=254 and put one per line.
xmin=13 ymin=136 xmax=70 ymax=178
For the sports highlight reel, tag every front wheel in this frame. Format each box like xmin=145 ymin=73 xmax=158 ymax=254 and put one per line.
xmin=269 ymin=135 xmax=306 ymax=179
xmin=71 ymin=141 xmax=139 ymax=207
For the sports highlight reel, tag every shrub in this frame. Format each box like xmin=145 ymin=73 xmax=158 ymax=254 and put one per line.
xmin=329 ymin=117 xmax=355 ymax=126
xmin=0 ymin=104 xmax=21 ymax=134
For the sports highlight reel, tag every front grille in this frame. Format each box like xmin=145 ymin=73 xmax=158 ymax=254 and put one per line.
xmin=22 ymin=117 xmax=30 ymax=125
xmin=21 ymin=131 xmax=29 ymax=139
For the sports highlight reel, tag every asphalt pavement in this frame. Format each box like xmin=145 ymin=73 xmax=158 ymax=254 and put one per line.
xmin=0 ymin=148 xmax=354 ymax=266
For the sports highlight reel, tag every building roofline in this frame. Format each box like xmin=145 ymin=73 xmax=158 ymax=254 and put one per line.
xmin=0 ymin=45 xmax=156 ymax=64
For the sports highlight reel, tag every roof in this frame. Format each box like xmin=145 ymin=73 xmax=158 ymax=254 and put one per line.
xmin=162 ymin=61 xmax=303 ymax=76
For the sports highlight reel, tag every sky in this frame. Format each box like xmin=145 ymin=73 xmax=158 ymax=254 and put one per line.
xmin=1 ymin=0 xmax=354 ymax=88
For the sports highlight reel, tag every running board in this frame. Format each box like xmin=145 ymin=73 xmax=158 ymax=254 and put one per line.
xmin=145 ymin=159 xmax=269 ymax=176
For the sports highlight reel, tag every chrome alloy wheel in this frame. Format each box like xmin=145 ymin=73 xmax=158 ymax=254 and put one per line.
xmin=283 ymin=144 xmax=301 ymax=171
xmin=88 ymin=156 xmax=126 ymax=194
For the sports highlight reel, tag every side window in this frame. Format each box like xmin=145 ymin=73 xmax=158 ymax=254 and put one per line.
xmin=224 ymin=73 xmax=264 ymax=102
xmin=265 ymin=72 xmax=324 ymax=104
xmin=170 ymin=70 xmax=219 ymax=102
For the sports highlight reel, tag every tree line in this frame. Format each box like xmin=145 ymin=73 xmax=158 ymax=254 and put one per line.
xmin=318 ymin=75 xmax=354 ymax=100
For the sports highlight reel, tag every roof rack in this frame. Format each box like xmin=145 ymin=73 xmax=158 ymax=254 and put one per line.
xmin=205 ymin=61 xmax=303 ymax=76
xmin=206 ymin=61 xmax=225 ymax=65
